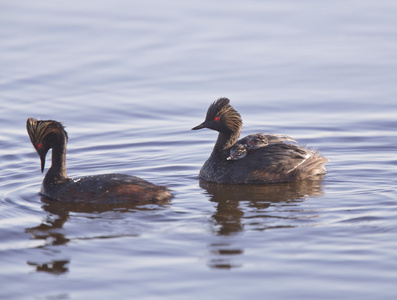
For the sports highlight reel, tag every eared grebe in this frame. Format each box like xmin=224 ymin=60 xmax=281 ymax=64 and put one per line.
xmin=27 ymin=118 xmax=172 ymax=204
xmin=227 ymin=133 xmax=297 ymax=160
xmin=192 ymin=98 xmax=329 ymax=184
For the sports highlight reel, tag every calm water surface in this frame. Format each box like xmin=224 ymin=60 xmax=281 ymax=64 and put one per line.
xmin=1 ymin=0 xmax=397 ymax=299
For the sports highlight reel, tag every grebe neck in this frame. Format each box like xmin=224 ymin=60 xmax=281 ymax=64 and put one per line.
xmin=45 ymin=135 xmax=68 ymax=182
xmin=212 ymin=129 xmax=241 ymax=155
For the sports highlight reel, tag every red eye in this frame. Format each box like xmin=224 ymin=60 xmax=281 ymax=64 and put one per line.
xmin=214 ymin=116 xmax=220 ymax=121
xmin=37 ymin=143 xmax=43 ymax=149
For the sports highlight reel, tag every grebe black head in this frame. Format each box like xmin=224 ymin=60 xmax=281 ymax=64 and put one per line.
xmin=192 ymin=98 xmax=242 ymax=135
xmin=27 ymin=118 xmax=68 ymax=173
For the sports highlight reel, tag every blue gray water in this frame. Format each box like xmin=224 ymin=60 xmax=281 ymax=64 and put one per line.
xmin=1 ymin=1 xmax=397 ymax=299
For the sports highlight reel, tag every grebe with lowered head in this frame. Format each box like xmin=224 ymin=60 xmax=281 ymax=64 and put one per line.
xmin=192 ymin=98 xmax=328 ymax=184
xmin=27 ymin=118 xmax=172 ymax=204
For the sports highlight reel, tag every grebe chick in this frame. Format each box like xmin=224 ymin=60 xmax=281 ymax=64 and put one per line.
xmin=27 ymin=118 xmax=172 ymax=204
xmin=192 ymin=98 xmax=329 ymax=184
xmin=227 ymin=133 xmax=297 ymax=160
xmin=227 ymin=143 xmax=247 ymax=161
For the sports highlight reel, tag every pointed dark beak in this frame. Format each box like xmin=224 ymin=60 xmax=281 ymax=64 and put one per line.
xmin=192 ymin=122 xmax=207 ymax=130
xmin=40 ymin=153 xmax=46 ymax=173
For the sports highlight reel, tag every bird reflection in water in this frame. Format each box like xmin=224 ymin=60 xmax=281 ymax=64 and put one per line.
xmin=25 ymin=196 xmax=170 ymax=275
xmin=200 ymin=176 xmax=325 ymax=269
xmin=27 ymin=260 xmax=69 ymax=275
